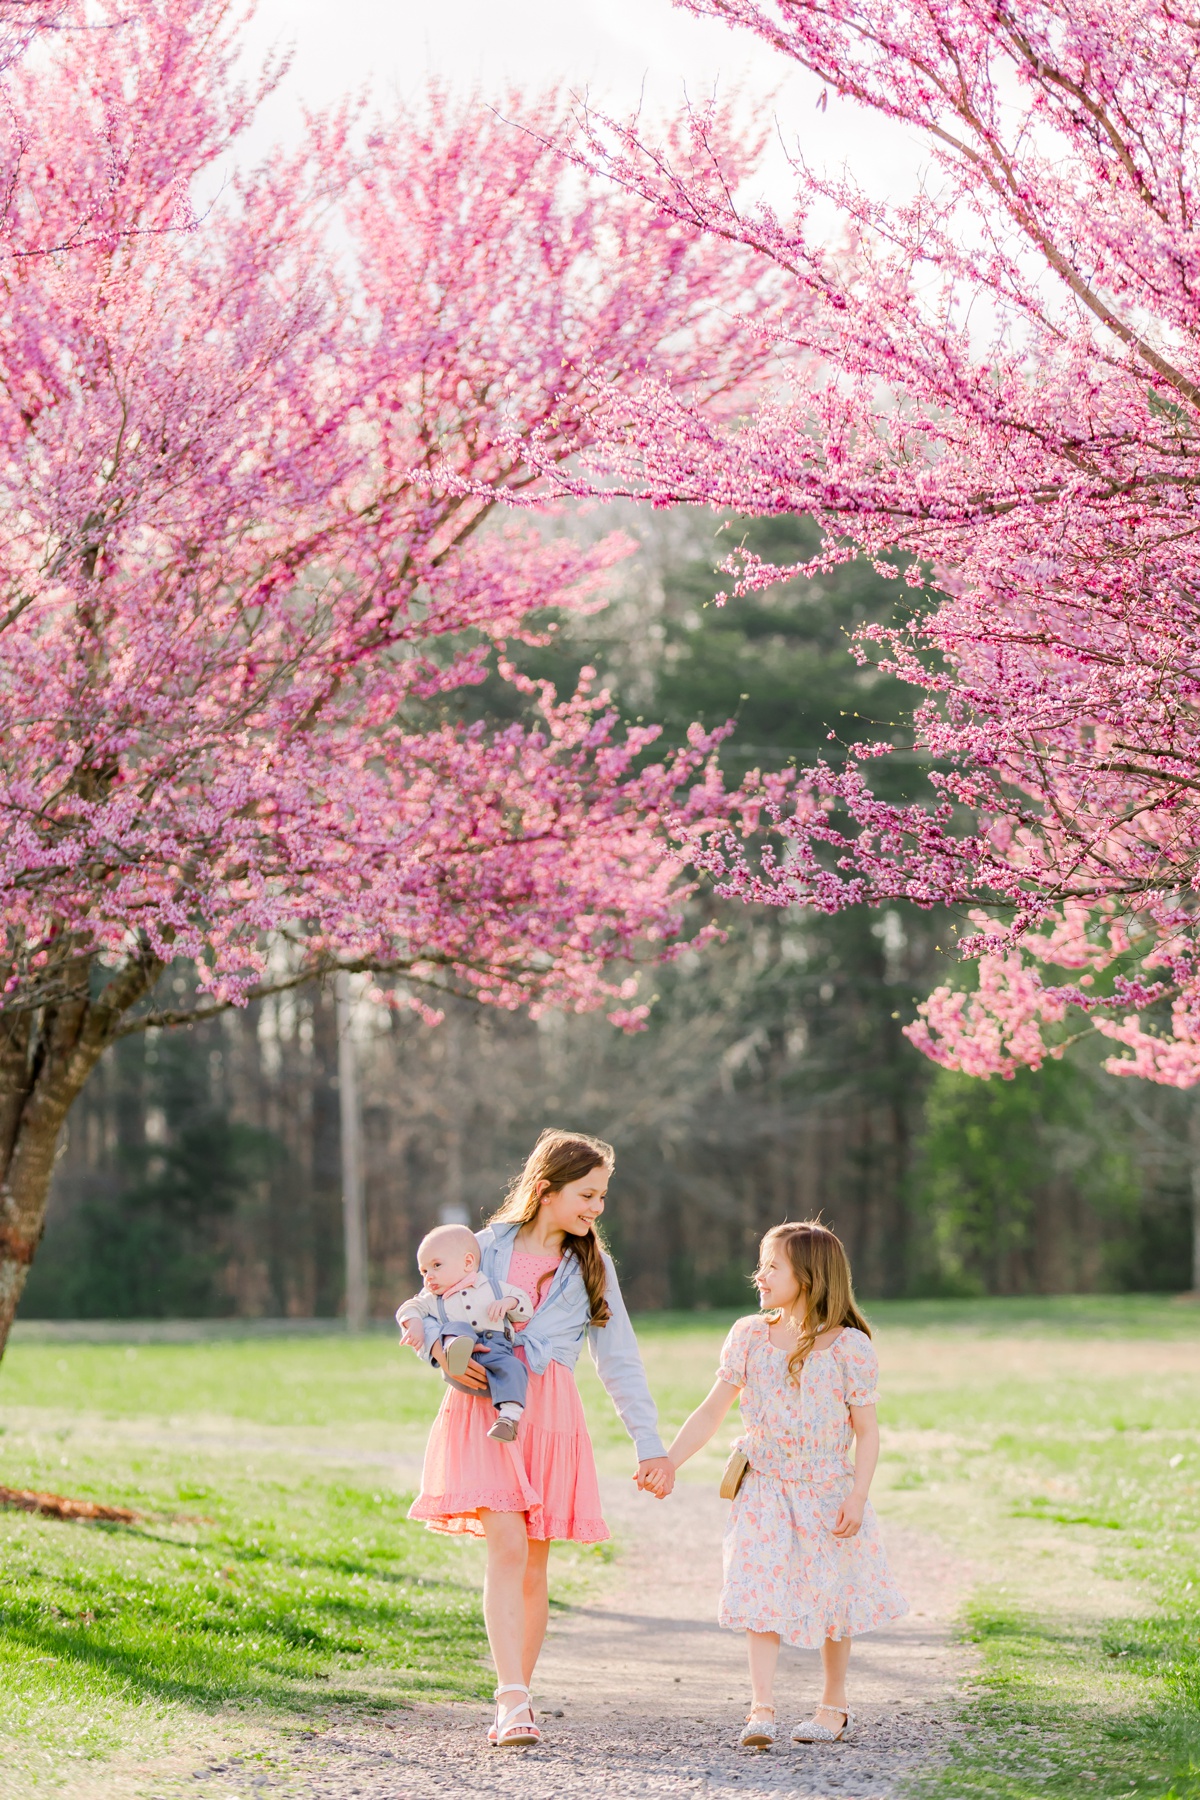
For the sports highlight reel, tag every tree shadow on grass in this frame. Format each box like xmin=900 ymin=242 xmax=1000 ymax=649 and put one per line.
xmin=0 ymin=1526 xmax=488 ymax=1715
xmin=35 ymin=1512 xmax=483 ymax=1597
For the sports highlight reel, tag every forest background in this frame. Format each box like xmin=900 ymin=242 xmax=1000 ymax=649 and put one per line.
xmin=25 ymin=508 xmax=1198 ymax=1324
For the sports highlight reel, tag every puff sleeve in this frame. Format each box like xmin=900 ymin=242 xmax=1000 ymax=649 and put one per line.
xmin=717 ymin=1316 xmax=755 ymax=1388
xmin=838 ymin=1329 xmax=879 ymax=1407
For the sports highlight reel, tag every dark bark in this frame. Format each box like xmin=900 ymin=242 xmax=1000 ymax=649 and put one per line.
xmin=0 ymin=954 xmax=161 ymax=1360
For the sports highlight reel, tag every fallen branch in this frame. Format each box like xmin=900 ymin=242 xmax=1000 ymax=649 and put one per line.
xmin=0 ymin=1484 xmax=139 ymax=1522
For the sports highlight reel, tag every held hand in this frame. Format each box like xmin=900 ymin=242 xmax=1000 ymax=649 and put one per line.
xmin=430 ymin=1340 xmax=489 ymax=1392
xmin=832 ymin=1493 xmax=865 ymax=1538
xmin=634 ymin=1456 xmax=675 ymax=1499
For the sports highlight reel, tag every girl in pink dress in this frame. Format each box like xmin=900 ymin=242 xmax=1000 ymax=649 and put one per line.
xmin=653 ymin=1220 xmax=906 ymax=1751
xmin=403 ymin=1129 xmax=674 ymax=1748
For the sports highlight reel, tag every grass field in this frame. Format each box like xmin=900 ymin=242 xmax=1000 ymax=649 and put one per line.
xmin=0 ymin=1330 xmax=485 ymax=1796
xmin=1 ymin=1297 xmax=1198 ymax=1796
xmin=866 ymin=1299 xmax=1200 ymax=1800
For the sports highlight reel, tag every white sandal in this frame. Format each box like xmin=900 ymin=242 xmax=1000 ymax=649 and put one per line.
xmin=491 ymin=1682 xmax=541 ymax=1748
xmin=791 ymin=1704 xmax=854 ymax=1743
xmin=740 ymin=1704 xmax=777 ymax=1748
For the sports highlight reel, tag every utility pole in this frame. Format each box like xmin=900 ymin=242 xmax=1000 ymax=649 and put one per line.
xmin=336 ymin=972 xmax=369 ymax=1331
xmin=439 ymin=1009 xmax=470 ymax=1228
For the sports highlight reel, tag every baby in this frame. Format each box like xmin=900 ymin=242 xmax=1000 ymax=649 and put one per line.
xmin=395 ymin=1224 xmax=533 ymax=1442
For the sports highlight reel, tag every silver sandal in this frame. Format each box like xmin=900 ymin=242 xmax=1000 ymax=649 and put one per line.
xmin=740 ymin=1705 xmax=778 ymax=1748
xmin=791 ymin=1705 xmax=854 ymax=1743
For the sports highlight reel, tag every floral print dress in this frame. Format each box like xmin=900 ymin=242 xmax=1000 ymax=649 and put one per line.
xmin=717 ymin=1314 xmax=907 ymax=1648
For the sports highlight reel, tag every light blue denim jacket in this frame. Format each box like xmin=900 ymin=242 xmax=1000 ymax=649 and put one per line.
xmin=420 ymin=1220 xmax=664 ymax=1461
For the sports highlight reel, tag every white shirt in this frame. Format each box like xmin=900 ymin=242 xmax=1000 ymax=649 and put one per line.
xmin=395 ymin=1273 xmax=533 ymax=1334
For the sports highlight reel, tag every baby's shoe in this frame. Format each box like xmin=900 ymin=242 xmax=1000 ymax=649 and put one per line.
xmin=488 ymin=1417 xmax=519 ymax=1441
xmin=443 ymin=1336 xmax=475 ymax=1378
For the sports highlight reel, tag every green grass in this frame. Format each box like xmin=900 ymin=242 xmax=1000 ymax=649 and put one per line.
xmin=934 ymin=1595 xmax=1200 ymax=1800
xmin=0 ymin=1331 xmax=438 ymax=1428
xmin=0 ymin=1335 xmax=484 ymax=1795
xmin=896 ymin=1411 xmax=1200 ymax=1800
xmin=4 ymin=1299 xmax=1200 ymax=1795
xmin=841 ymin=1304 xmax=1200 ymax=1800
xmin=620 ymin=1294 xmax=1200 ymax=1340
xmin=0 ymin=1467 xmax=481 ymax=1710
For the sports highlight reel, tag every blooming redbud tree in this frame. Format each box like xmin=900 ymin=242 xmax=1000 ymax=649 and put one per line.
xmin=563 ymin=0 xmax=1200 ymax=1101
xmin=0 ymin=0 xmax=771 ymax=1352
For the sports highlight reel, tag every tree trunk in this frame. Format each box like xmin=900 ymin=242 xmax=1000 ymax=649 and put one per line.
xmin=336 ymin=972 xmax=368 ymax=1331
xmin=0 ymin=957 xmax=160 ymax=1362
xmin=310 ymin=984 xmax=343 ymax=1317
xmin=439 ymin=1008 xmax=469 ymax=1229
xmin=886 ymin=1092 xmax=911 ymax=1299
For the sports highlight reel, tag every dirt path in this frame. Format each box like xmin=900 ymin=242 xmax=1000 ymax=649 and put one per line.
xmin=251 ymin=1478 xmax=970 ymax=1800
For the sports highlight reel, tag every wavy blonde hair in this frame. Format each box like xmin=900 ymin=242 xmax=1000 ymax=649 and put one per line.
xmin=490 ymin=1129 xmax=615 ymax=1325
xmin=761 ymin=1219 xmax=870 ymax=1385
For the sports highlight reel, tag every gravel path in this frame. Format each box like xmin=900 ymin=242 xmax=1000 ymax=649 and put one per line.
xmin=226 ymin=1477 xmax=970 ymax=1800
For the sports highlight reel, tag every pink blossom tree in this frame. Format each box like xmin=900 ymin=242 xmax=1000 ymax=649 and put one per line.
xmin=0 ymin=3 xmax=65 ymax=95
xmin=0 ymin=0 xmax=769 ymax=1353
xmin=559 ymin=0 xmax=1200 ymax=1105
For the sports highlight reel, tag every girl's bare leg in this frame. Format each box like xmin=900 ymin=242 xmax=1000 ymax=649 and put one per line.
xmin=478 ymin=1510 xmax=534 ymax=1726
xmin=521 ymin=1537 xmax=551 ymax=1684
xmin=820 ymin=1634 xmax=852 ymax=1711
xmin=746 ymin=1629 xmax=780 ymax=1717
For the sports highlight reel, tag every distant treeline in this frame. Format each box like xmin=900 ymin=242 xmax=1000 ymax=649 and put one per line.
xmin=26 ymin=514 xmax=1198 ymax=1319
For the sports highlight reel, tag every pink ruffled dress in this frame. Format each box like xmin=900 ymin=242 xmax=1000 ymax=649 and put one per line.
xmin=408 ymin=1248 xmax=609 ymax=1544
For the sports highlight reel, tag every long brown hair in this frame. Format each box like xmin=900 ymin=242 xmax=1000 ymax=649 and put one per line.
xmin=761 ymin=1219 xmax=871 ymax=1385
xmin=490 ymin=1129 xmax=615 ymax=1326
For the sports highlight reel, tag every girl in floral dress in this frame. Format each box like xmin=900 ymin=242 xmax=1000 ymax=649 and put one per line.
xmin=402 ymin=1130 xmax=674 ymax=1748
xmin=656 ymin=1219 xmax=906 ymax=1749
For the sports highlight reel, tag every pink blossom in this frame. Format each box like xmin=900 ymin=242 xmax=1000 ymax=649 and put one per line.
xmin=567 ymin=0 xmax=1200 ymax=1085
xmin=0 ymin=2 xmax=769 ymax=1033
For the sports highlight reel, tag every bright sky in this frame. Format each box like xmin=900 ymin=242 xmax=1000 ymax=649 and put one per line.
xmin=237 ymin=0 xmax=927 ymax=210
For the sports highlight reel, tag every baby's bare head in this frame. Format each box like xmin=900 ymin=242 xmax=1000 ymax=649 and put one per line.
xmin=417 ymin=1224 xmax=479 ymax=1292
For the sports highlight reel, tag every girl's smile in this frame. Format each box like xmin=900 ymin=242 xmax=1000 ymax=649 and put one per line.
xmin=539 ymin=1171 xmax=609 ymax=1239
xmin=660 ymin=1218 xmax=902 ymax=1749
xmin=755 ymin=1244 xmax=803 ymax=1315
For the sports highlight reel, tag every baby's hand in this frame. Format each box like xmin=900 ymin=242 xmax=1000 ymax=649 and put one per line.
xmin=487 ymin=1296 xmax=517 ymax=1324
xmin=398 ymin=1318 xmax=424 ymax=1351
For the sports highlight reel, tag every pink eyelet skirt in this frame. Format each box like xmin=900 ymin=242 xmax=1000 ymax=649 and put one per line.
xmin=408 ymin=1352 xmax=609 ymax=1544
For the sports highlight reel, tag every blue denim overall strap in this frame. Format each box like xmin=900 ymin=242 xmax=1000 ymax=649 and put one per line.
xmin=435 ymin=1284 xmax=511 ymax=1338
xmin=485 ymin=1276 xmax=514 ymax=1339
